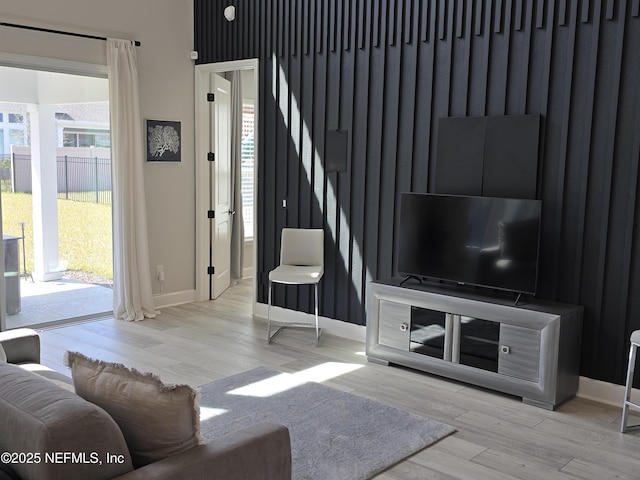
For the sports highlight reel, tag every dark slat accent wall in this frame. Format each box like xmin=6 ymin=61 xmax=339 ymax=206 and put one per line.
xmin=195 ymin=0 xmax=640 ymax=386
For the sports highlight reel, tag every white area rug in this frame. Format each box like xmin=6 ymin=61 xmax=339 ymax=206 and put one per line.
xmin=199 ymin=366 xmax=455 ymax=480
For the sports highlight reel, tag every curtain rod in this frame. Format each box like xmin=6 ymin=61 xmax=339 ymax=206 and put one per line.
xmin=0 ymin=22 xmax=141 ymax=46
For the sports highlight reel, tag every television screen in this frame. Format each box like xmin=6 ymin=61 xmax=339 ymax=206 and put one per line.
xmin=398 ymin=193 xmax=542 ymax=295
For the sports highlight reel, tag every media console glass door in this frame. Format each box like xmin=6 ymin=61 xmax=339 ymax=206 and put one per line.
xmin=409 ymin=307 xmax=449 ymax=360
xmin=410 ymin=307 xmax=500 ymax=372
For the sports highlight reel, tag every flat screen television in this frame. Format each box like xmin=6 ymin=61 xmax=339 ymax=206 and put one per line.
xmin=398 ymin=193 xmax=542 ymax=295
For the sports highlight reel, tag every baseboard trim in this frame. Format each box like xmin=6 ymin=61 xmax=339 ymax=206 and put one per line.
xmin=577 ymin=376 xmax=629 ymax=409
xmin=153 ymin=289 xmax=196 ymax=309
xmin=253 ymin=302 xmax=366 ymax=343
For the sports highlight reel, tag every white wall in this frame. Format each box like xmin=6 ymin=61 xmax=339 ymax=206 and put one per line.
xmin=0 ymin=1 xmax=196 ymax=297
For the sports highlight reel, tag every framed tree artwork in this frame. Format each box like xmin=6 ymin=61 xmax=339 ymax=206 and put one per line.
xmin=146 ymin=119 xmax=181 ymax=162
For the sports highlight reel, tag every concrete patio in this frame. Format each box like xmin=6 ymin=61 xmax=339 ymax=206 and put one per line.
xmin=5 ymin=277 xmax=113 ymax=329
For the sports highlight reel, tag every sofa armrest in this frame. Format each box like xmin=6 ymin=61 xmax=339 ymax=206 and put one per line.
xmin=0 ymin=328 xmax=40 ymax=364
xmin=113 ymin=423 xmax=291 ymax=480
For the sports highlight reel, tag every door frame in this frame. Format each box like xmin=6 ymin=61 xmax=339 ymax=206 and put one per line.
xmin=194 ymin=59 xmax=259 ymax=311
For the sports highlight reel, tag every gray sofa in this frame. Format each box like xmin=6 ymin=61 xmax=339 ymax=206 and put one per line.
xmin=0 ymin=328 xmax=292 ymax=480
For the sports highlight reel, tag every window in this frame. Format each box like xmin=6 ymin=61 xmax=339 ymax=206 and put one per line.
xmin=241 ymin=103 xmax=254 ymax=240
xmin=62 ymin=128 xmax=111 ymax=148
xmin=9 ymin=129 xmax=25 ymax=146
xmin=8 ymin=113 xmax=23 ymax=123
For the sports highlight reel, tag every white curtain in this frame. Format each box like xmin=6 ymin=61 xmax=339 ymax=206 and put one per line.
xmin=230 ymin=71 xmax=244 ymax=282
xmin=107 ymin=38 xmax=157 ymax=321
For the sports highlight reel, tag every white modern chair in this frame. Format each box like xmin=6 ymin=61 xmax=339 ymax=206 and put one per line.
xmin=267 ymin=228 xmax=324 ymax=345
xmin=621 ymin=330 xmax=640 ymax=432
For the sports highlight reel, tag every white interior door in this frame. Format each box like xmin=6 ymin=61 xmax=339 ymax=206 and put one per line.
xmin=210 ymin=73 xmax=232 ymax=299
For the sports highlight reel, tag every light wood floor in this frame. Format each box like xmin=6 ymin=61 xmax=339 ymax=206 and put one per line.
xmin=37 ymin=280 xmax=640 ymax=480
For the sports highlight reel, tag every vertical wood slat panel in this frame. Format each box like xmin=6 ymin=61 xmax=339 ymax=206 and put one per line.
xmin=507 ymin=0 xmax=533 ymax=113
xmin=582 ymin=0 xmax=591 ymax=23
xmin=194 ymin=0 xmax=640 ymax=381
xmin=475 ymin=0 xmax=483 ymax=35
xmin=366 ymin=0 xmax=387 ymax=283
xmin=249 ymin=0 xmax=255 ymax=57
xmin=515 ymin=0 xmax=524 ymax=30
xmin=377 ymin=0 xmax=404 ymax=279
xmin=344 ymin=0 xmax=351 ymax=50
xmin=590 ymin=0 xmax=627 ymax=380
xmin=566 ymin=2 xmax=601 ymax=380
xmin=305 ymin=0 xmax=311 ymax=54
xmin=438 ymin=0 xmax=446 ymax=39
xmin=335 ymin=23 xmax=352 ymax=321
xmin=373 ymin=0 xmax=381 ymax=47
xmin=358 ymin=0 xmax=366 ymax=49
xmin=476 ymin=0 xmax=493 ymax=115
xmin=494 ymin=0 xmax=503 ymax=33
xmin=536 ymin=0 xmax=545 ymax=28
xmin=388 ymin=0 xmax=397 ymax=46
xmin=278 ymin=0 xmax=284 ymax=57
xmin=444 ymin=0 xmax=455 ymax=114
xmin=349 ymin=0 xmax=373 ymax=322
xmin=406 ymin=0 xmax=414 ymax=43
xmin=424 ymin=0 xmax=439 ymax=191
xmin=336 ymin=0 xmax=344 ymax=52
xmin=606 ymin=0 xmax=615 ymax=20
xmin=316 ymin=0 xmax=323 ymax=53
xmin=547 ymin=0 xmax=578 ymax=320
xmin=422 ymin=0 xmax=431 ymax=41
xmin=292 ymin=1 xmax=297 ymax=57
xmin=558 ymin=0 xmax=568 ymax=26
xmin=456 ymin=0 xmax=464 ymax=38
xmin=412 ymin=0 xmax=422 ymax=47
xmin=491 ymin=0 xmax=511 ymax=114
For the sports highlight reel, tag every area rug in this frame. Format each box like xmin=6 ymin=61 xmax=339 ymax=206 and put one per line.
xmin=198 ymin=366 xmax=455 ymax=480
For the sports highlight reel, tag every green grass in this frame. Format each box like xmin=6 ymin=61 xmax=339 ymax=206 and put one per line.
xmin=1 ymin=192 xmax=113 ymax=279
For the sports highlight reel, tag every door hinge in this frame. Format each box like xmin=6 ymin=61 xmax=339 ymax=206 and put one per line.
xmin=208 ymin=152 xmax=215 ymax=161
xmin=208 ymin=210 xmax=215 ymax=219
xmin=207 ymin=93 xmax=215 ymax=102
xmin=208 ymin=266 xmax=215 ymax=275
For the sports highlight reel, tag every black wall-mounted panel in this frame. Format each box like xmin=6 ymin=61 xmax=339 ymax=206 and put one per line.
xmin=434 ymin=117 xmax=485 ymax=195
xmin=325 ymin=130 xmax=348 ymax=173
xmin=483 ymin=114 xmax=540 ymax=199
xmin=194 ymin=0 xmax=640 ymax=387
xmin=435 ymin=114 xmax=539 ymax=199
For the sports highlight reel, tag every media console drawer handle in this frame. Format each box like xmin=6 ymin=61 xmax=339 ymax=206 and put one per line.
xmin=500 ymin=345 xmax=511 ymax=354
xmin=400 ymin=323 xmax=409 ymax=332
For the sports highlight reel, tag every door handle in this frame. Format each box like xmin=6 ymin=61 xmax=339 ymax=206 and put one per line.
xmin=228 ymin=210 xmax=236 ymax=215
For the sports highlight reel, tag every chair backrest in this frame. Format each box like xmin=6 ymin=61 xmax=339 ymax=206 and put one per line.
xmin=280 ymin=228 xmax=324 ymax=267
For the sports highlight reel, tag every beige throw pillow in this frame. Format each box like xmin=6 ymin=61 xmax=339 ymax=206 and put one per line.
xmin=64 ymin=351 xmax=203 ymax=467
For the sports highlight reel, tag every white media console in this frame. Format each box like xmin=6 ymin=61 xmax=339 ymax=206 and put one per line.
xmin=366 ymin=279 xmax=583 ymax=410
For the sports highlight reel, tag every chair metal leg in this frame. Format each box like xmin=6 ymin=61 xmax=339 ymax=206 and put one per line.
xmin=622 ymin=342 xmax=638 ymax=432
xmin=267 ymin=281 xmax=273 ymax=344
xmin=268 ymin=281 xmax=322 ymax=346
xmin=314 ymin=282 xmax=320 ymax=345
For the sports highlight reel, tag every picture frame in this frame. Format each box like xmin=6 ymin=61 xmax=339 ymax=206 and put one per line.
xmin=146 ymin=119 xmax=181 ymax=162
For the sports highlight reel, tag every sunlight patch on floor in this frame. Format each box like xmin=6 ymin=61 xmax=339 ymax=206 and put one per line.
xmin=227 ymin=362 xmax=364 ymax=398
xmin=200 ymin=407 xmax=229 ymax=421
